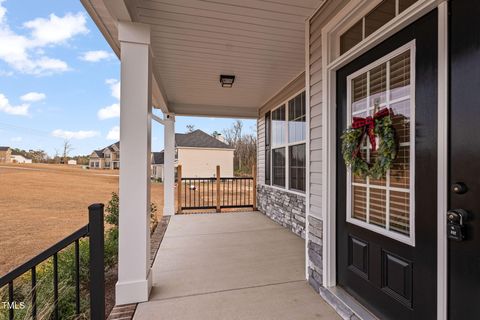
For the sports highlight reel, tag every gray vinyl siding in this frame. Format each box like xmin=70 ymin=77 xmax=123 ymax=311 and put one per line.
xmin=309 ymin=11 xmax=324 ymax=219
xmin=308 ymin=0 xmax=350 ymax=219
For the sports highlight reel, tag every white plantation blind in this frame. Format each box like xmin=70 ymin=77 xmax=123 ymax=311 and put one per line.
xmin=347 ymin=43 xmax=415 ymax=245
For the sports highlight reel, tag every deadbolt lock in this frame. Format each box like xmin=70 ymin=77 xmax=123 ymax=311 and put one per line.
xmin=447 ymin=209 xmax=469 ymax=241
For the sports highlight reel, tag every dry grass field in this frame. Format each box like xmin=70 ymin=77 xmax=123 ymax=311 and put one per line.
xmin=0 ymin=163 xmax=164 ymax=276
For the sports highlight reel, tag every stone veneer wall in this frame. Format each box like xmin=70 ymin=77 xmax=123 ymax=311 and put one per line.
xmin=307 ymin=215 xmax=323 ymax=291
xmin=257 ymin=184 xmax=306 ymax=238
xmin=307 ymin=216 xmax=360 ymax=320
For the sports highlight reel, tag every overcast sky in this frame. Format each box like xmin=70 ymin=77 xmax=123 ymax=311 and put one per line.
xmin=0 ymin=0 xmax=255 ymax=156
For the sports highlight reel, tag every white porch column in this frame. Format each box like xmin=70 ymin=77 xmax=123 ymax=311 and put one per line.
xmin=163 ymin=114 xmax=175 ymax=216
xmin=116 ymin=21 xmax=152 ymax=305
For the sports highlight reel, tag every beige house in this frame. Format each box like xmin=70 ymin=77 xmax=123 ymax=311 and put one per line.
xmin=0 ymin=147 xmax=11 ymax=163
xmin=89 ymin=141 xmax=120 ymax=169
xmin=151 ymin=129 xmax=234 ymax=180
xmin=0 ymin=147 xmax=32 ymax=163
xmin=11 ymin=151 xmax=32 ymax=164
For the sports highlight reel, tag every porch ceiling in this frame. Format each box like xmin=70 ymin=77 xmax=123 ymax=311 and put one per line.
xmin=82 ymin=0 xmax=324 ymax=118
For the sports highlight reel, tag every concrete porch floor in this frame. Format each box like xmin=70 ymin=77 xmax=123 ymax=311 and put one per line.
xmin=134 ymin=212 xmax=340 ymax=320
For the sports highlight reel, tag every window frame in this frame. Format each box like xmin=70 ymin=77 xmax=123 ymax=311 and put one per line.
xmin=265 ymin=111 xmax=271 ymax=185
xmin=345 ymin=41 xmax=416 ymax=246
xmin=339 ymin=0 xmax=419 ymax=55
xmin=266 ymin=89 xmax=307 ymax=194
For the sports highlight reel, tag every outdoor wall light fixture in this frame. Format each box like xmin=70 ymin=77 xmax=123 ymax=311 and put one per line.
xmin=220 ymin=75 xmax=235 ymax=88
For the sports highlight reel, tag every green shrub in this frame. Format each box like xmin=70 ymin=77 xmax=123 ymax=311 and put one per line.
xmin=0 ymin=192 xmax=158 ymax=320
xmin=0 ymin=241 xmax=91 ymax=320
xmin=106 ymin=192 xmax=158 ymax=235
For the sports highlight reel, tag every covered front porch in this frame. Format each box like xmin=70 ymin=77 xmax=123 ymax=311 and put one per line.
xmin=134 ymin=211 xmax=339 ymax=320
xmin=81 ymin=0 xmax=321 ymax=309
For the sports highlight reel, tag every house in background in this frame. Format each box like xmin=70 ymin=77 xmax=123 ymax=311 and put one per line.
xmin=151 ymin=129 xmax=235 ymax=180
xmin=10 ymin=150 xmax=32 ymax=164
xmin=176 ymin=129 xmax=234 ymax=177
xmin=0 ymin=147 xmax=11 ymax=163
xmin=151 ymin=151 xmax=165 ymax=180
xmin=0 ymin=147 xmax=32 ymax=163
xmin=89 ymin=142 xmax=120 ymax=169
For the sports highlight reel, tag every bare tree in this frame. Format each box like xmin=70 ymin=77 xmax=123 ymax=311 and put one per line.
xmin=186 ymin=124 xmax=196 ymax=132
xmin=222 ymin=120 xmax=243 ymax=146
xmin=62 ymin=140 xmax=73 ymax=164
xmin=223 ymin=120 xmax=257 ymax=175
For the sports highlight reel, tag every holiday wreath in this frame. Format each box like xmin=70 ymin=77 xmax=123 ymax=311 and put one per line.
xmin=341 ymin=108 xmax=397 ymax=179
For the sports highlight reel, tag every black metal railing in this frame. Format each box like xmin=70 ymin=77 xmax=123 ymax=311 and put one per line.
xmin=0 ymin=204 xmax=105 ymax=320
xmin=180 ymin=177 xmax=255 ymax=211
xmin=181 ymin=177 xmax=217 ymax=210
xmin=220 ymin=177 xmax=254 ymax=208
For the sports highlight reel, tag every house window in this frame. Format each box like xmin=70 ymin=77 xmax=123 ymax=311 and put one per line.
xmin=272 ymin=105 xmax=286 ymax=146
xmin=340 ymin=0 xmax=418 ymax=54
xmin=346 ymin=43 xmax=414 ymax=245
xmin=289 ymin=144 xmax=306 ymax=192
xmin=272 ymin=148 xmax=285 ymax=187
xmin=267 ymin=91 xmax=306 ymax=192
xmin=265 ymin=111 xmax=271 ymax=185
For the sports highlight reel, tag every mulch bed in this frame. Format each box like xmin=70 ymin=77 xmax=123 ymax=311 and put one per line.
xmin=105 ymin=216 xmax=171 ymax=319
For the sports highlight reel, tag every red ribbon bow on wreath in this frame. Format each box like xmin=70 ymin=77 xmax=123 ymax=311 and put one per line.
xmin=351 ymin=108 xmax=391 ymax=152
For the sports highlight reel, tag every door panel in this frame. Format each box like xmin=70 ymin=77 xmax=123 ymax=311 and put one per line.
xmin=449 ymin=0 xmax=480 ymax=318
xmin=336 ymin=11 xmax=438 ymax=320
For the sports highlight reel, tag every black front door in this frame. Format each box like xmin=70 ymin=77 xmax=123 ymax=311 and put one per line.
xmin=449 ymin=0 xmax=480 ymax=318
xmin=336 ymin=11 xmax=438 ymax=320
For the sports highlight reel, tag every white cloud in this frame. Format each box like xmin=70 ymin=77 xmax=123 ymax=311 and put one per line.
xmin=98 ymin=79 xmax=121 ymax=120
xmin=23 ymin=12 xmax=88 ymax=47
xmin=106 ymin=126 xmax=119 ymax=141
xmin=11 ymin=136 xmax=22 ymax=142
xmin=80 ymin=50 xmax=113 ymax=62
xmin=0 ymin=69 xmax=13 ymax=76
xmin=106 ymin=79 xmax=120 ymax=100
xmin=0 ymin=2 xmax=88 ymax=75
xmin=21 ymin=91 xmax=46 ymax=102
xmin=97 ymin=103 xmax=119 ymax=120
xmin=51 ymin=129 xmax=99 ymax=140
xmin=0 ymin=93 xmax=29 ymax=116
xmin=35 ymin=57 xmax=68 ymax=73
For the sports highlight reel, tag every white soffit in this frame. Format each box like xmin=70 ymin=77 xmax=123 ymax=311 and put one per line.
xmin=84 ymin=0 xmax=323 ymax=117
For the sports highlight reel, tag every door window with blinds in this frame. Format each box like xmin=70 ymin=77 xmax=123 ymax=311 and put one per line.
xmin=346 ymin=41 xmax=415 ymax=245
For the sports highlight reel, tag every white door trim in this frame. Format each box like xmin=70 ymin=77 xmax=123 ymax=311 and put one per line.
xmin=436 ymin=2 xmax=448 ymax=319
xmin=316 ymin=0 xmax=448 ymax=318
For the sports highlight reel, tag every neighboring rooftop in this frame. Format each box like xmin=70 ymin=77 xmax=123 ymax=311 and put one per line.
xmin=91 ymin=130 xmax=232 ymax=160
xmin=175 ymin=130 xmax=233 ymax=149
xmin=0 ymin=146 xmax=10 ymax=151
xmin=91 ymin=141 xmax=120 ymax=158
xmin=152 ymin=151 xmax=164 ymax=165
xmin=11 ymin=150 xmax=27 ymax=157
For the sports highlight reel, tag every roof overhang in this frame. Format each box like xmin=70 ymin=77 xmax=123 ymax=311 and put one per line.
xmin=81 ymin=0 xmax=326 ymax=118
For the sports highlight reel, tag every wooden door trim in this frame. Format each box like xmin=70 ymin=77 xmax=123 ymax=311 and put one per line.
xmin=315 ymin=1 xmax=449 ymax=319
